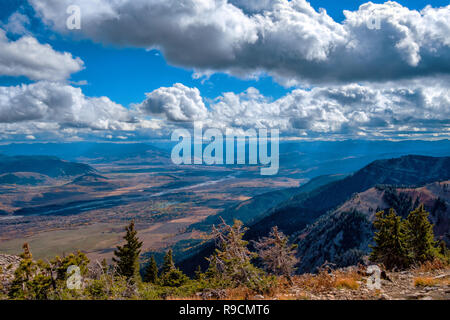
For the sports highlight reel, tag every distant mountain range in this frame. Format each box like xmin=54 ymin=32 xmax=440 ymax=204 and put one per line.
xmin=1 ymin=140 xmax=450 ymax=170
xmin=0 ymin=155 xmax=95 ymax=180
xmin=0 ymin=142 xmax=170 ymax=165
xmin=178 ymin=155 xmax=450 ymax=275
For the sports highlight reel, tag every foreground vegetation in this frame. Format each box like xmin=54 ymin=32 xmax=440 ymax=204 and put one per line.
xmin=1 ymin=205 xmax=448 ymax=300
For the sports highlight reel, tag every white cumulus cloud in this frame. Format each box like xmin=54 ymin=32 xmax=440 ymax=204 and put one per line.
xmin=0 ymin=82 xmax=139 ymax=131
xmin=138 ymin=83 xmax=208 ymax=122
xmin=0 ymin=28 xmax=84 ymax=81
xmin=29 ymin=0 xmax=450 ymax=84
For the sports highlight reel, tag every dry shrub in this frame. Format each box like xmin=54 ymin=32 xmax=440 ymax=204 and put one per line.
xmin=294 ymin=268 xmax=362 ymax=292
xmin=414 ymin=275 xmax=450 ymax=287
xmin=334 ymin=269 xmax=361 ymax=290
xmin=414 ymin=277 xmax=438 ymax=287
xmin=269 ymin=276 xmax=292 ymax=296
xmin=335 ymin=278 xmax=360 ymax=290
xmin=414 ymin=258 xmax=448 ymax=272
xmin=224 ymin=286 xmax=255 ymax=300
xmin=166 ymin=295 xmax=202 ymax=300
xmin=295 ymin=269 xmax=335 ymax=292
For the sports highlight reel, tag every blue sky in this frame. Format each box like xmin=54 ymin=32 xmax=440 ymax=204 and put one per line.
xmin=0 ymin=0 xmax=449 ymax=142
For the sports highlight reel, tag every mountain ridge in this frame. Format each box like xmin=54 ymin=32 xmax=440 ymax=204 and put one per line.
xmin=0 ymin=154 xmax=95 ymax=178
xmin=178 ymin=155 xmax=450 ymax=275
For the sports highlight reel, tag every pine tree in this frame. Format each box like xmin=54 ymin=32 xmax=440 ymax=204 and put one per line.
xmin=9 ymin=243 xmax=35 ymax=298
xmin=158 ymin=249 xmax=189 ymax=287
xmin=112 ymin=221 xmax=143 ymax=282
xmin=9 ymin=243 xmax=52 ymax=299
xmin=369 ymin=209 xmax=409 ymax=270
xmin=160 ymin=268 xmax=189 ymax=287
xmin=161 ymin=249 xmax=175 ymax=275
xmin=253 ymin=226 xmax=299 ymax=277
xmin=404 ymin=204 xmax=438 ymax=264
xmin=143 ymin=255 xmax=158 ymax=283
xmin=194 ymin=265 xmax=204 ymax=281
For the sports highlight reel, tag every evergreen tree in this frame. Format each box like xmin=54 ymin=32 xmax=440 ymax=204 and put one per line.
xmin=253 ymin=226 xmax=299 ymax=277
xmin=9 ymin=243 xmax=35 ymax=298
xmin=112 ymin=221 xmax=143 ymax=282
xmin=194 ymin=265 xmax=204 ymax=281
xmin=143 ymin=255 xmax=158 ymax=283
xmin=160 ymin=268 xmax=189 ymax=287
xmin=50 ymin=251 xmax=89 ymax=282
xmin=404 ymin=204 xmax=438 ymax=264
xmin=369 ymin=209 xmax=409 ymax=270
xmin=161 ymin=249 xmax=175 ymax=275
xmin=9 ymin=243 xmax=53 ymax=299
xmin=158 ymin=249 xmax=189 ymax=287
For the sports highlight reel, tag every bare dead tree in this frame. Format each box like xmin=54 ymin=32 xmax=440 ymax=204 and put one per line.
xmin=253 ymin=226 xmax=299 ymax=279
xmin=207 ymin=218 xmax=259 ymax=285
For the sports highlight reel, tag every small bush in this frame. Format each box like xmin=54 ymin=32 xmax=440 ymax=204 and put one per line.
xmin=335 ymin=278 xmax=359 ymax=290
xmin=85 ymin=279 xmax=108 ymax=299
xmin=295 ymin=270 xmax=335 ymax=292
xmin=414 ymin=277 xmax=438 ymax=287
xmin=414 ymin=258 xmax=448 ymax=272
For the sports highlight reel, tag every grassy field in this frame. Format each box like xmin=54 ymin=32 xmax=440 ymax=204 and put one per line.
xmin=0 ymin=222 xmax=122 ymax=260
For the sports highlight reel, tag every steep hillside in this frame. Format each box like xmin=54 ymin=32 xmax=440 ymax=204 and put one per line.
xmin=245 ymin=155 xmax=450 ymax=240
xmin=0 ymin=155 xmax=95 ymax=178
xmin=190 ymin=174 xmax=346 ymax=231
xmin=177 ymin=174 xmax=346 ymax=275
xmin=294 ymin=181 xmax=450 ymax=273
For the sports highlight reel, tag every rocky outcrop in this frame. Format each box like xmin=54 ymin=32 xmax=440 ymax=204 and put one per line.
xmin=0 ymin=254 xmax=20 ymax=293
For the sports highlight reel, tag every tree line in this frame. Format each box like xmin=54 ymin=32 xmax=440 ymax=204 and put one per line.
xmin=369 ymin=204 xmax=448 ymax=269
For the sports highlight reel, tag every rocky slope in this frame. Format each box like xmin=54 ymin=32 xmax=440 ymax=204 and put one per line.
xmin=274 ymin=266 xmax=450 ymax=300
xmin=294 ymin=181 xmax=450 ymax=273
xmin=246 ymin=155 xmax=450 ymax=240
xmin=0 ymin=254 xmax=20 ymax=294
